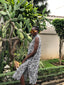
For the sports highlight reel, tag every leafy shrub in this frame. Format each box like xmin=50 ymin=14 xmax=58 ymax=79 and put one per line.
xmin=0 ymin=51 xmax=5 ymax=73
xmin=52 ymin=19 xmax=64 ymax=39
xmin=0 ymin=0 xmax=50 ymax=72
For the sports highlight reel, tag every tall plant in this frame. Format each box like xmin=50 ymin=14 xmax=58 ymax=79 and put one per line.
xmin=0 ymin=0 xmax=50 ymax=71
xmin=52 ymin=19 xmax=64 ymax=64
xmin=28 ymin=0 xmax=50 ymax=14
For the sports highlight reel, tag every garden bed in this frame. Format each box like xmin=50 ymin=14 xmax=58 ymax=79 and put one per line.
xmin=0 ymin=59 xmax=64 ymax=85
xmin=41 ymin=59 xmax=64 ymax=67
xmin=0 ymin=65 xmax=64 ymax=85
xmin=48 ymin=59 xmax=64 ymax=66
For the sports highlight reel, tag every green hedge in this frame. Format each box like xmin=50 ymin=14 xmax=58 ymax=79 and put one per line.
xmin=52 ymin=19 xmax=64 ymax=39
xmin=0 ymin=66 xmax=64 ymax=85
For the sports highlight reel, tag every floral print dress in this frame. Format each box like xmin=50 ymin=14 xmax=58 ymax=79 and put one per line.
xmin=12 ymin=34 xmax=41 ymax=85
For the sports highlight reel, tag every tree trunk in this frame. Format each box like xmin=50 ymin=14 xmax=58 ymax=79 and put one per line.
xmin=59 ymin=38 xmax=62 ymax=65
xmin=9 ymin=39 xmax=19 ymax=61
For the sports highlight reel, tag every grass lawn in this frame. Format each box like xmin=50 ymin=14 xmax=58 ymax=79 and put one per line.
xmin=42 ymin=60 xmax=55 ymax=68
xmin=40 ymin=59 xmax=64 ymax=68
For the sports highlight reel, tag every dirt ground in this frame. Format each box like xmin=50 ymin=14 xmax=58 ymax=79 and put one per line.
xmin=51 ymin=62 xmax=64 ymax=66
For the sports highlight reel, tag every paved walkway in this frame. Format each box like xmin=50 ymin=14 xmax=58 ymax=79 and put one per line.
xmin=16 ymin=78 xmax=64 ymax=85
xmin=41 ymin=78 xmax=64 ymax=85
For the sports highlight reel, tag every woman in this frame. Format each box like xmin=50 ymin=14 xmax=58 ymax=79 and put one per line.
xmin=12 ymin=26 xmax=41 ymax=85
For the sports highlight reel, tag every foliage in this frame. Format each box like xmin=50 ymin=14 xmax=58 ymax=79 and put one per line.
xmin=42 ymin=60 xmax=55 ymax=68
xmin=0 ymin=0 xmax=50 ymax=72
xmin=28 ymin=0 xmax=50 ymax=14
xmin=39 ymin=60 xmax=44 ymax=68
xmin=48 ymin=59 xmax=59 ymax=63
xmin=0 ymin=51 xmax=5 ymax=73
xmin=0 ymin=65 xmax=64 ymax=84
xmin=52 ymin=19 xmax=64 ymax=39
xmin=0 ymin=0 xmax=50 ymax=36
xmin=14 ymin=39 xmax=28 ymax=62
xmin=0 ymin=42 xmax=10 ymax=73
xmin=0 ymin=59 xmax=64 ymax=82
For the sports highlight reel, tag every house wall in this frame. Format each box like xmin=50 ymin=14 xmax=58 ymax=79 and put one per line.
xmin=40 ymin=16 xmax=64 ymax=60
xmin=40 ymin=21 xmax=60 ymax=60
xmin=40 ymin=34 xmax=60 ymax=60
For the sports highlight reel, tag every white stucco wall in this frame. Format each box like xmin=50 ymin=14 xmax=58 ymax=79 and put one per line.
xmin=40 ymin=22 xmax=60 ymax=60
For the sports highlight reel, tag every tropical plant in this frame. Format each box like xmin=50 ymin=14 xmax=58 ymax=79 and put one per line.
xmin=28 ymin=0 xmax=50 ymax=14
xmin=0 ymin=0 xmax=50 ymax=72
xmin=52 ymin=19 xmax=64 ymax=39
